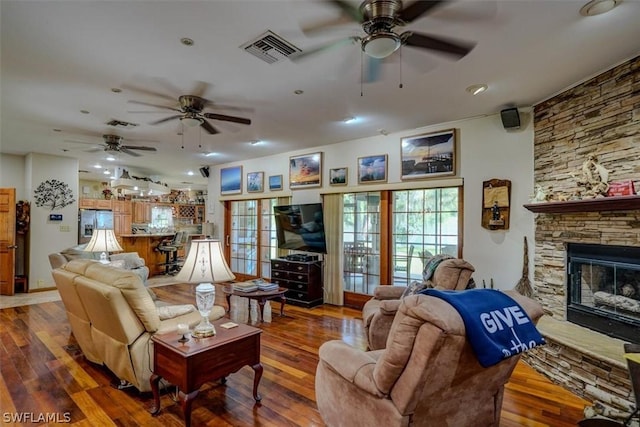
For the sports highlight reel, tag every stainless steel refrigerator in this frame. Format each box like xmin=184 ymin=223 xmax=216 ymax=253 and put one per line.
xmin=78 ymin=209 xmax=115 ymax=244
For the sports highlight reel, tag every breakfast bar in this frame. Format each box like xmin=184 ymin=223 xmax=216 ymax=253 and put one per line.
xmin=120 ymin=234 xmax=174 ymax=276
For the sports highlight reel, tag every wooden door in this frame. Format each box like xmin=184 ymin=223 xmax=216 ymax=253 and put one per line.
xmin=0 ymin=188 xmax=16 ymax=295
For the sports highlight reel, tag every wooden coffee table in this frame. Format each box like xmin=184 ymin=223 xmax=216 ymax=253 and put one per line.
xmin=149 ymin=318 xmax=263 ymax=427
xmin=224 ymin=286 xmax=287 ymax=322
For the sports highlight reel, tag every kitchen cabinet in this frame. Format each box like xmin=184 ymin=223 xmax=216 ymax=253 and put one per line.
xmin=173 ymin=204 xmax=206 ymax=224
xmin=80 ymin=198 xmax=113 ymax=210
xmin=113 ymin=200 xmax=132 ymax=241
xmin=133 ymin=201 xmax=152 ymax=223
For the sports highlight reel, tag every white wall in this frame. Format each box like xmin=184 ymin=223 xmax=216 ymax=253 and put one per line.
xmin=209 ymin=111 xmax=535 ymax=292
xmin=26 ymin=153 xmax=79 ymax=289
xmin=0 ymin=154 xmax=27 ymax=199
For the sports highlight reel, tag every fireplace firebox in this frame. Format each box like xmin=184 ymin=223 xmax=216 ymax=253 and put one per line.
xmin=567 ymin=243 xmax=640 ymax=344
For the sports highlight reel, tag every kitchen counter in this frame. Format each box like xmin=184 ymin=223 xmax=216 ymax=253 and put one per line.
xmin=119 ymin=233 xmax=205 ymax=276
xmin=120 ymin=234 xmax=175 ymax=276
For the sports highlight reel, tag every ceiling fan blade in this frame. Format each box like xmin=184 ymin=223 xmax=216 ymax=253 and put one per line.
xmin=191 ymin=81 xmax=210 ymax=98
xmin=364 ymin=57 xmax=384 ymax=83
xmin=200 ymin=119 xmax=220 ymax=135
xmin=120 ymin=148 xmax=142 ymax=157
xmin=149 ymin=115 xmax=183 ymax=125
xmin=300 ymin=14 xmax=355 ymax=35
xmin=399 ymin=1 xmax=446 ymax=23
xmin=327 ymin=0 xmax=363 ymax=22
xmin=403 ymin=32 xmax=475 ymax=58
xmin=205 ymin=103 xmax=255 ymax=114
xmin=291 ymin=36 xmax=359 ymax=62
xmin=121 ymin=83 xmax=176 ymax=103
xmin=85 ymin=148 xmax=104 ymax=153
xmin=128 ymin=100 xmax=181 ymax=112
xmin=121 ymin=145 xmax=157 ymax=152
xmin=203 ymin=112 xmax=251 ymax=125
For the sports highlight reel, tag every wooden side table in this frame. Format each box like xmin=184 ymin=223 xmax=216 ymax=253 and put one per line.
xmin=149 ymin=319 xmax=263 ymax=427
xmin=224 ymin=287 xmax=287 ymax=322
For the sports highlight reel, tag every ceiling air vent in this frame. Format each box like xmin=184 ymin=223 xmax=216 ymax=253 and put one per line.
xmin=106 ymin=119 xmax=139 ymax=128
xmin=240 ymin=30 xmax=301 ymax=64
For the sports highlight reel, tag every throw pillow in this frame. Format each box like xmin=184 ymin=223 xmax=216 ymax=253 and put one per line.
xmin=110 ymin=259 xmax=127 ymax=269
xmin=157 ymin=304 xmax=196 ymax=320
xmin=401 ymin=280 xmax=429 ymax=298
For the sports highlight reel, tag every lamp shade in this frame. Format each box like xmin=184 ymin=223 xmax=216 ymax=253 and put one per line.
xmin=175 ymin=239 xmax=235 ymax=284
xmin=84 ymin=229 xmax=123 ymax=253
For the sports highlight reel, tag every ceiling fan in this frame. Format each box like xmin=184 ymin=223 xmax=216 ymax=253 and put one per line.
xmin=127 ymin=81 xmax=252 ymax=135
xmin=84 ymin=134 xmax=157 ymax=157
xmin=295 ymin=0 xmax=475 ymax=65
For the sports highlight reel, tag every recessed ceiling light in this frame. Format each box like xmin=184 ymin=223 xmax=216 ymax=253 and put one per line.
xmin=181 ymin=37 xmax=194 ymax=47
xmin=106 ymin=156 xmax=116 ymax=161
xmin=204 ymin=152 xmax=218 ymax=157
xmin=187 ymin=171 xmax=194 ymax=176
xmin=294 ymin=89 xmax=304 ymax=95
xmin=80 ymin=110 xmax=90 ymax=114
xmin=111 ymin=88 xmax=122 ymax=93
xmin=93 ymin=164 xmax=102 ymax=169
xmin=580 ymin=0 xmax=620 ymax=16
xmin=466 ymin=84 xmax=488 ymax=95
xmin=103 ymin=170 xmax=111 ymax=175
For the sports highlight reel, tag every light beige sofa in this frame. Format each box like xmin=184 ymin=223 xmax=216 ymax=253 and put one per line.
xmin=52 ymin=258 xmax=225 ymax=392
xmin=49 ymin=244 xmax=150 ymax=284
xmin=316 ymin=290 xmax=544 ymax=427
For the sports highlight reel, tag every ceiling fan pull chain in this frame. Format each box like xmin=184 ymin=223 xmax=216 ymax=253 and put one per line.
xmin=198 ymin=125 xmax=202 ymax=148
xmin=181 ymin=122 xmax=185 ymax=149
xmin=360 ymin=50 xmax=364 ymax=97
xmin=399 ymin=46 xmax=403 ymax=89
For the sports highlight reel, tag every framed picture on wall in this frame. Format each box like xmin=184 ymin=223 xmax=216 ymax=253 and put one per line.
xmin=269 ymin=174 xmax=283 ymax=191
xmin=358 ymin=155 xmax=387 ymax=184
xmin=289 ymin=152 xmax=322 ymax=189
xmin=247 ymin=171 xmax=264 ymax=193
xmin=401 ymin=129 xmax=456 ymax=180
xmin=220 ymin=165 xmax=242 ymax=195
xmin=329 ymin=167 xmax=347 ymax=186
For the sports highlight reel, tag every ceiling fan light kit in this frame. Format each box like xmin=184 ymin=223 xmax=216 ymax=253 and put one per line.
xmin=298 ymin=0 xmax=475 ymax=79
xmin=362 ymin=32 xmax=401 ymax=58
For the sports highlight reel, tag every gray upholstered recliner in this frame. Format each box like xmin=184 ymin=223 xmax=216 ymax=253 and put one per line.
xmin=362 ymin=258 xmax=475 ymax=350
xmin=316 ymin=290 xmax=543 ymax=427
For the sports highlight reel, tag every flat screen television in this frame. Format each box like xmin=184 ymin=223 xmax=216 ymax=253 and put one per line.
xmin=273 ymin=203 xmax=327 ymax=254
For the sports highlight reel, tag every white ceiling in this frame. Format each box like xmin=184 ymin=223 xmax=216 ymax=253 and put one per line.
xmin=2 ymin=1 xmax=639 ymax=190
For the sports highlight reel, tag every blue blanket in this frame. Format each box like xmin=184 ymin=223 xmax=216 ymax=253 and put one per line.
xmin=420 ymin=289 xmax=545 ymax=367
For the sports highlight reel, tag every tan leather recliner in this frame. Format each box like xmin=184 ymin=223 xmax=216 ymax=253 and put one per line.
xmin=316 ymin=290 xmax=544 ymax=427
xmin=52 ymin=259 xmax=225 ymax=392
xmin=362 ymin=258 xmax=475 ymax=350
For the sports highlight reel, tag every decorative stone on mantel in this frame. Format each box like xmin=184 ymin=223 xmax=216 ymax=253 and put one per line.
xmin=524 ymin=195 xmax=640 ymax=214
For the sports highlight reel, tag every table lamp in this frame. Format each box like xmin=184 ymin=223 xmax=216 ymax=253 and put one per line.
xmin=175 ymin=239 xmax=235 ymax=338
xmin=84 ymin=229 xmax=123 ymax=264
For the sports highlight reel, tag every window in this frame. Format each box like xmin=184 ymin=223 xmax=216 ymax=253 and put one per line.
xmin=230 ymin=200 xmax=258 ymax=276
xmin=343 ymin=192 xmax=381 ymax=294
xmin=259 ymin=199 xmax=279 ymax=279
xmin=226 ymin=197 xmax=287 ymax=280
xmin=392 ymin=188 xmax=460 ymax=285
xmin=341 ymin=186 xmax=461 ymax=296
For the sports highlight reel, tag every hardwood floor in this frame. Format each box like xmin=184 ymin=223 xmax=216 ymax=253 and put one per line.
xmin=0 ymin=283 xmax=590 ymax=426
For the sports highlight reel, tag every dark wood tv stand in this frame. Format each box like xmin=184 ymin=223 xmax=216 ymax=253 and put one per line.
xmin=271 ymin=258 xmax=323 ymax=308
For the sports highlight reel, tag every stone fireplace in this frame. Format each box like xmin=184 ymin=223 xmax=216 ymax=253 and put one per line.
xmin=523 ymin=55 xmax=640 ymax=420
xmin=566 ymin=243 xmax=640 ymax=344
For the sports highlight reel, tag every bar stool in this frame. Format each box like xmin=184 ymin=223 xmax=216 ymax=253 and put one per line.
xmin=157 ymin=231 xmax=184 ymax=275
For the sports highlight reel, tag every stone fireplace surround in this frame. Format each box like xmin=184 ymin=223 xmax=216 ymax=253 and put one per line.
xmin=523 ymin=55 xmax=639 ymax=421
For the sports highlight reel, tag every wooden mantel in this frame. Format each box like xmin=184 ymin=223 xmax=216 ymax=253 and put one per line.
xmin=523 ymin=195 xmax=640 ymax=213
